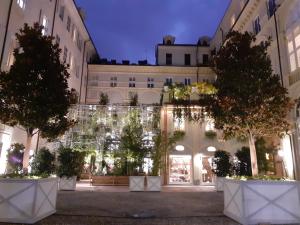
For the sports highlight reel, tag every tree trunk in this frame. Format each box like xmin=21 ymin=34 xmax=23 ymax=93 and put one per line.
xmin=23 ymin=133 xmax=33 ymax=171
xmin=248 ymin=131 xmax=258 ymax=176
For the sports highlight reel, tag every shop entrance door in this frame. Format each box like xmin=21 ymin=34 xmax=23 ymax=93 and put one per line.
xmin=169 ymin=155 xmax=192 ymax=184
xmin=200 ymin=155 xmax=215 ymax=185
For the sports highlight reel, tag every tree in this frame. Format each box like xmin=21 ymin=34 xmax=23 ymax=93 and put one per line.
xmin=0 ymin=23 xmax=74 ymax=169
xmin=99 ymin=92 xmax=109 ymax=105
xmin=118 ymin=109 xmax=148 ymax=175
xmin=209 ymin=31 xmax=293 ymax=175
xmin=212 ymin=150 xmax=231 ymax=177
xmin=31 ymin=147 xmax=55 ymax=176
xmin=235 ymin=147 xmax=252 ymax=176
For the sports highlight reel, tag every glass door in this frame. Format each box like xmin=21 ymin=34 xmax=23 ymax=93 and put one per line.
xmin=169 ymin=155 xmax=192 ymax=184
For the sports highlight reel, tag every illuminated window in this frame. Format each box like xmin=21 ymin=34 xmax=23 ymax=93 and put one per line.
xmin=41 ymin=16 xmax=48 ymax=35
xmin=17 ymin=0 xmax=26 ymax=10
xmin=231 ymin=14 xmax=236 ymax=27
xmin=174 ymin=117 xmax=184 ymax=131
xmin=205 ymin=120 xmax=215 ymax=131
xmin=287 ymin=27 xmax=300 ymax=72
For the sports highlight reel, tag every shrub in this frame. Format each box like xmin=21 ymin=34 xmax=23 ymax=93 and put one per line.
xmin=56 ymin=147 xmax=86 ymax=178
xmin=31 ymin=147 xmax=55 ymax=176
xmin=212 ymin=150 xmax=231 ymax=177
xmin=235 ymin=147 xmax=252 ymax=176
xmin=6 ymin=143 xmax=25 ymax=174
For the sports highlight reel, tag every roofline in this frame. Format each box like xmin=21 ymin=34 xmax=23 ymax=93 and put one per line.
xmin=156 ymin=44 xmax=209 ymax=47
xmin=72 ymin=0 xmax=100 ymax=58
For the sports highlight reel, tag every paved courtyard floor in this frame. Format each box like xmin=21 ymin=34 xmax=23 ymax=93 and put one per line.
xmin=35 ymin=181 xmax=239 ymax=225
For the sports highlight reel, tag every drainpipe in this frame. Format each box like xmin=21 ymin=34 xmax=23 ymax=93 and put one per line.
xmin=50 ymin=0 xmax=58 ymax=37
xmin=84 ymin=52 xmax=90 ymax=104
xmin=0 ymin=0 xmax=13 ymax=69
xmin=274 ymin=5 xmax=284 ymax=86
xmin=79 ymin=40 xmax=88 ymax=104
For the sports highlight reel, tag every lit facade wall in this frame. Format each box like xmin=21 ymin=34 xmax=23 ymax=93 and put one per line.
xmin=0 ymin=0 xmax=98 ymax=160
xmin=211 ymin=0 xmax=300 ymax=179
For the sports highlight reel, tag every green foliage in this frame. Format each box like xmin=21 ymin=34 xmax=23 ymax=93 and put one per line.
xmin=129 ymin=93 xmax=138 ymax=106
xmin=0 ymin=23 xmax=74 ymax=140
xmin=229 ymin=175 xmax=287 ymax=181
xmin=56 ymin=147 xmax=86 ymax=178
xmin=204 ymin=130 xmax=217 ymax=139
xmin=255 ymin=138 xmax=275 ymax=173
xmin=116 ymin=110 xmax=148 ymax=175
xmin=31 ymin=147 xmax=55 ymax=176
xmin=151 ymin=130 xmax=185 ymax=176
xmin=235 ymin=147 xmax=252 ymax=176
xmin=6 ymin=143 xmax=25 ymax=174
xmin=212 ymin=150 xmax=231 ymax=177
xmin=99 ymin=92 xmax=109 ymax=105
xmin=208 ymin=31 xmax=292 ymax=139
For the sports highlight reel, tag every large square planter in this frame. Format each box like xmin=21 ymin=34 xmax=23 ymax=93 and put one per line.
xmin=224 ymin=179 xmax=300 ymax=225
xmin=215 ymin=177 xmax=226 ymax=191
xmin=59 ymin=176 xmax=77 ymax=191
xmin=129 ymin=176 xmax=145 ymax=191
xmin=146 ymin=176 xmax=161 ymax=192
xmin=0 ymin=177 xmax=58 ymax=224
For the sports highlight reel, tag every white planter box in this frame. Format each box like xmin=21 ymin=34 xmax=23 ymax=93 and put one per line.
xmin=129 ymin=176 xmax=145 ymax=192
xmin=59 ymin=176 xmax=77 ymax=191
xmin=215 ymin=177 xmax=226 ymax=191
xmin=224 ymin=179 xmax=300 ymax=225
xmin=146 ymin=176 xmax=161 ymax=192
xmin=0 ymin=177 xmax=58 ymax=224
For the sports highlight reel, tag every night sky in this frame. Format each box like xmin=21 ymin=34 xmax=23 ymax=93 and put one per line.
xmin=75 ymin=0 xmax=230 ymax=64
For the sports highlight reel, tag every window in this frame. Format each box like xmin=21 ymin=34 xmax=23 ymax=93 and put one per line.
xmin=287 ymin=27 xmax=300 ymax=72
xmin=72 ymin=26 xmax=77 ymax=43
xmin=166 ymin=53 xmax=172 ymax=65
xmin=184 ymin=54 xmax=191 ymax=66
xmin=184 ymin=78 xmax=191 ymax=86
xmin=17 ymin=0 xmax=26 ymax=10
xmin=174 ymin=117 xmax=184 ymax=131
xmin=129 ymin=77 xmax=136 ymax=88
xmin=165 ymin=78 xmax=173 ymax=85
xmin=59 ymin=6 xmax=65 ymax=21
xmin=55 ymin=35 xmax=60 ymax=45
xmin=63 ymin=47 xmax=68 ymax=62
xmin=70 ymin=54 xmax=74 ymax=70
xmin=267 ymin=0 xmax=276 ymax=18
xmin=147 ymin=77 xmax=154 ymax=88
xmin=67 ymin=16 xmax=71 ymax=32
xmin=110 ymin=77 xmax=117 ymax=87
xmin=75 ymin=66 xmax=80 ymax=78
xmin=6 ymin=49 xmax=14 ymax=67
xmin=254 ymin=16 xmax=261 ymax=34
xmin=41 ymin=15 xmax=48 ymax=35
xmin=231 ymin=14 xmax=236 ymax=27
xmin=203 ymin=54 xmax=209 ymax=65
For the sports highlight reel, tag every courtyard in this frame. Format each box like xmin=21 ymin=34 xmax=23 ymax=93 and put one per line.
xmin=37 ymin=182 xmax=238 ymax=225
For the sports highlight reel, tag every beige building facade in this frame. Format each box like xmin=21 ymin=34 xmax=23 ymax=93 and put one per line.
xmin=0 ymin=0 xmax=98 ymax=173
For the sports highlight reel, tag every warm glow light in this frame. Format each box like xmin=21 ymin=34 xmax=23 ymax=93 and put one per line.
xmin=175 ymin=145 xmax=185 ymax=151
xmin=278 ymin=150 xmax=284 ymax=157
xmin=0 ymin=133 xmax=11 ymax=174
xmin=280 ymin=135 xmax=294 ymax=179
xmin=207 ymin=146 xmax=216 ymax=152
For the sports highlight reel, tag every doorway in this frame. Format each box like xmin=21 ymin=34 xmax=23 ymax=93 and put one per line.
xmin=169 ymin=155 xmax=192 ymax=184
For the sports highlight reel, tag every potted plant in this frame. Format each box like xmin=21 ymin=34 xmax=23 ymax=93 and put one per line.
xmin=204 ymin=130 xmax=217 ymax=139
xmin=0 ymin=144 xmax=58 ymax=224
xmin=56 ymin=147 xmax=86 ymax=191
xmin=147 ymin=130 xmax=185 ymax=191
xmin=212 ymin=150 xmax=231 ymax=191
xmin=224 ymin=176 xmax=300 ymax=225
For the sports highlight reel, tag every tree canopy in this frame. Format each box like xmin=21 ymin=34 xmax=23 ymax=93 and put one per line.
xmin=0 ymin=23 xmax=74 ymax=168
xmin=209 ymin=31 xmax=292 ymax=140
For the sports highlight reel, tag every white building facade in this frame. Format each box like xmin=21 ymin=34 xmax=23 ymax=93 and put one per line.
xmin=0 ymin=0 xmax=98 ymax=173
xmin=211 ymin=0 xmax=300 ymax=179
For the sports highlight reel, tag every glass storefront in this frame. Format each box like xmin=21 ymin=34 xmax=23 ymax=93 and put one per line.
xmin=169 ymin=155 xmax=192 ymax=184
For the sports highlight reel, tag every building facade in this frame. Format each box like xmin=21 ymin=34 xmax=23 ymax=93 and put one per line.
xmin=85 ymin=36 xmax=246 ymax=185
xmin=0 ymin=0 xmax=98 ymax=173
xmin=211 ymin=0 xmax=300 ymax=179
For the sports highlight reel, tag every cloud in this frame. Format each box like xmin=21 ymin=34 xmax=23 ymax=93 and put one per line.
xmin=75 ymin=0 xmax=230 ymax=64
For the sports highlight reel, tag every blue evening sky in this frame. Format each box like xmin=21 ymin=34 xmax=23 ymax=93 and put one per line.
xmin=75 ymin=0 xmax=230 ymax=64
